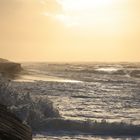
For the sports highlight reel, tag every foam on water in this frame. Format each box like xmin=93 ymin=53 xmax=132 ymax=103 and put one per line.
xmin=14 ymin=74 xmax=82 ymax=83
xmin=95 ymin=67 xmax=119 ymax=72
xmin=16 ymin=63 xmax=140 ymax=125
xmin=14 ymin=62 xmax=140 ymax=139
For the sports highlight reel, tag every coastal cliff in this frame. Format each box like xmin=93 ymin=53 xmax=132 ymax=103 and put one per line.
xmin=0 ymin=58 xmax=22 ymax=78
xmin=0 ymin=58 xmax=22 ymax=75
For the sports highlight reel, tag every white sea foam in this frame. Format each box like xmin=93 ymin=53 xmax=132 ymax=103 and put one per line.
xmin=95 ymin=67 xmax=119 ymax=72
xmin=12 ymin=62 xmax=140 ymax=140
xmin=14 ymin=75 xmax=82 ymax=83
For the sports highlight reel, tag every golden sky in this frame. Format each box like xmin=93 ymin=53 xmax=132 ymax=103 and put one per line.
xmin=0 ymin=0 xmax=140 ymax=62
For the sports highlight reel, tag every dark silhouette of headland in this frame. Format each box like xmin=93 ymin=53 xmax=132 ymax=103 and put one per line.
xmin=0 ymin=58 xmax=32 ymax=140
xmin=0 ymin=58 xmax=22 ymax=77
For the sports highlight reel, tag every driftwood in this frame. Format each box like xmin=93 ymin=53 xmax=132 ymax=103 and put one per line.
xmin=0 ymin=104 xmax=32 ymax=140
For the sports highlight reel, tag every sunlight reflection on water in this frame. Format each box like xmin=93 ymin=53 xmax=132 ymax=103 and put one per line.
xmin=95 ymin=67 xmax=119 ymax=72
xmin=33 ymin=134 xmax=140 ymax=140
xmin=14 ymin=75 xmax=82 ymax=83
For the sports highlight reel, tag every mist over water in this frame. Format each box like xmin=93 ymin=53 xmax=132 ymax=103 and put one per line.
xmin=16 ymin=62 xmax=140 ymax=139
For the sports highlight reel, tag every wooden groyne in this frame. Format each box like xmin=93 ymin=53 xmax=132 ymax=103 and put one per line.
xmin=0 ymin=104 xmax=32 ymax=140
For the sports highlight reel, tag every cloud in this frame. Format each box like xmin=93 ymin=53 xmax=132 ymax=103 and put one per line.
xmin=42 ymin=0 xmax=79 ymax=27
xmin=0 ymin=0 xmax=66 ymax=44
xmin=43 ymin=12 xmax=79 ymax=27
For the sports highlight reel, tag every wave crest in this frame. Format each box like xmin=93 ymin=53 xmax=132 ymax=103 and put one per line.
xmin=34 ymin=118 xmax=140 ymax=136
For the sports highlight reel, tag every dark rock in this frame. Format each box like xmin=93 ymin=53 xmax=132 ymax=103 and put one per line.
xmin=0 ymin=58 xmax=22 ymax=78
xmin=0 ymin=58 xmax=9 ymax=63
xmin=0 ymin=104 xmax=32 ymax=140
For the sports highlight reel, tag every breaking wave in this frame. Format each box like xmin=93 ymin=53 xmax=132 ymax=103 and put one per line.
xmin=22 ymin=63 xmax=140 ymax=79
xmin=33 ymin=118 xmax=140 ymax=136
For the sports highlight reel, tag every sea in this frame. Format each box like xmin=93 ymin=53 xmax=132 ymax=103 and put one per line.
xmin=15 ymin=62 xmax=140 ymax=140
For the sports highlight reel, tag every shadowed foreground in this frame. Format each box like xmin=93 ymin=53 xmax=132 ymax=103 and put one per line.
xmin=0 ymin=104 xmax=32 ymax=140
xmin=34 ymin=118 xmax=140 ymax=136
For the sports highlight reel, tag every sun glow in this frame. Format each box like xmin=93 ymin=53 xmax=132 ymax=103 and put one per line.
xmin=58 ymin=0 xmax=116 ymax=12
xmin=1 ymin=0 xmax=140 ymax=62
xmin=53 ymin=0 xmax=120 ymax=27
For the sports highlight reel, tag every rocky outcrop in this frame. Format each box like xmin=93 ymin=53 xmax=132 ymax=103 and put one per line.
xmin=0 ymin=104 xmax=32 ymax=140
xmin=0 ymin=58 xmax=9 ymax=63
xmin=0 ymin=58 xmax=22 ymax=75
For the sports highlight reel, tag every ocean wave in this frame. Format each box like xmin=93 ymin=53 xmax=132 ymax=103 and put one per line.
xmin=22 ymin=63 xmax=140 ymax=81
xmin=33 ymin=118 xmax=140 ymax=136
xmin=130 ymin=70 xmax=140 ymax=78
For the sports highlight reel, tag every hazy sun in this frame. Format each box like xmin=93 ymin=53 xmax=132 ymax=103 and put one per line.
xmin=54 ymin=0 xmax=119 ymax=27
xmin=58 ymin=0 xmax=115 ymax=11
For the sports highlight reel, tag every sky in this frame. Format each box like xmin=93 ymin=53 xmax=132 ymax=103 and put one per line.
xmin=0 ymin=0 xmax=140 ymax=62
